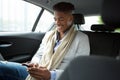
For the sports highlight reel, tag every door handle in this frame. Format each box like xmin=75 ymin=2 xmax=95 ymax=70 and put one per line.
xmin=0 ymin=41 xmax=12 ymax=47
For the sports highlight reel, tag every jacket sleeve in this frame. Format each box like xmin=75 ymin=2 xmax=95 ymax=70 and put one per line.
xmin=55 ymin=69 xmax=64 ymax=80
xmin=75 ymin=32 xmax=90 ymax=57
xmin=31 ymin=31 xmax=52 ymax=63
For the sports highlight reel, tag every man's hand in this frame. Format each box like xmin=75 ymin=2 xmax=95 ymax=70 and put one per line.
xmin=27 ymin=63 xmax=51 ymax=80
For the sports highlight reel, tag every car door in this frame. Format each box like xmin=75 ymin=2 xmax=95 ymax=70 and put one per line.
xmin=0 ymin=32 xmax=45 ymax=62
xmin=0 ymin=0 xmax=54 ymax=62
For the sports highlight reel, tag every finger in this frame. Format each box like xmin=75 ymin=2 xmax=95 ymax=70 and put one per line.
xmin=29 ymin=70 xmax=38 ymax=75
xmin=34 ymin=63 xmax=39 ymax=68
xmin=28 ymin=67 xmax=39 ymax=71
xmin=28 ymin=68 xmax=41 ymax=75
xmin=26 ymin=63 xmax=38 ymax=69
xmin=28 ymin=63 xmax=35 ymax=67
xmin=30 ymin=73 xmax=43 ymax=80
xmin=29 ymin=70 xmax=44 ymax=80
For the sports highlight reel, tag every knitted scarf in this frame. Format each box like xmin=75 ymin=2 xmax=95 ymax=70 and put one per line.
xmin=26 ymin=26 xmax=76 ymax=80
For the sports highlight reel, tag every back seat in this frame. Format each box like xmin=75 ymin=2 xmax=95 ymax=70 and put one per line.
xmin=83 ymin=31 xmax=120 ymax=58
xmin=74 ymin=13 xmax=120 ymax=58
xmin=74 ymin=0 xmax=120 ymax=58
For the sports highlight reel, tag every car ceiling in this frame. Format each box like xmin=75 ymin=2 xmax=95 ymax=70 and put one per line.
xmin=24 ymin=0 xmax=103 ymax=16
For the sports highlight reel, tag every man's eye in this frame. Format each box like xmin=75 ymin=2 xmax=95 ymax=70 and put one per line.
xmin=59 ymin=19 xmax=64 ymax=21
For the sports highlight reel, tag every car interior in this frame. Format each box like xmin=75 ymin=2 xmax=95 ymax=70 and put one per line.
xmin=58 ymin=56 xmax=120 ymax=80
xmin=58 ymin=0 xmax=120 ymax=79
xmin=0 ymin=0 xmax=120 ymax=79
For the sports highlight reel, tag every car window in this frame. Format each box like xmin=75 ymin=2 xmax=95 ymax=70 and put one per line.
xmin=35 ymin=10 xmax=54 ymax=32
xmin=81 ymin=15 xmax=103 ymax=31
xmin=0 ymin=0 xmax=41 ymax=32
xmin=81 ymin=15 xmax=120 ymax=32
xmin=0 ymin=0 xmax=53 ymax=32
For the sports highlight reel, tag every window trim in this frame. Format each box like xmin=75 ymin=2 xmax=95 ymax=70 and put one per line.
xmin=32 ymin=8 xmax=44 ymax=32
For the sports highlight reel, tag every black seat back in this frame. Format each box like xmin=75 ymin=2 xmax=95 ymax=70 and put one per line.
xmin=83 ymin=31 xmax=120 ymax=58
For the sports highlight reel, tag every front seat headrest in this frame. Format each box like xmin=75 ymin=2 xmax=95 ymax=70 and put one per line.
xmin=73 ymin=13 xmax=85 ymax=25
xmin=58 ymin=56 xmax=120 ymax=80
xmin=101 ymin=0 xmax=120 ymax=27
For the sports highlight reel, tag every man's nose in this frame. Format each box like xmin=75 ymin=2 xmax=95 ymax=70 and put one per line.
xmin=55 ymin=20 xmax=60 ymax=25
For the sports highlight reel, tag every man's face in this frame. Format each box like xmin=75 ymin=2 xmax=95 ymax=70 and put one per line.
xmin=54 ymin=11 xmax=73 ymax=33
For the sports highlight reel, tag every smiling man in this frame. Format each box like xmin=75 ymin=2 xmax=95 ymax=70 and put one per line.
xmin=0 ymin=2 xmax=90 ymax=80
xmin=26 ymin=2 xmax=90 ymax=80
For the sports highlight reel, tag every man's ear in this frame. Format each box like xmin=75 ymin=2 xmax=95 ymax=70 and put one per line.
xmin=69 ymin=15 xmax=74 ymax=21
xmin=67 ymin=16 xmax=73 ymax=26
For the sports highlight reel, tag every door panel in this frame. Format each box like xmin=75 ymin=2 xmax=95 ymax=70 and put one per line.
xmin=0 ymin=32 xmax=45 ymax=62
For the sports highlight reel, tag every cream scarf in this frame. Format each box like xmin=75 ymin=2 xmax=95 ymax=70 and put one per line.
xmin=26 ymin=26 xmax=76 ymax=80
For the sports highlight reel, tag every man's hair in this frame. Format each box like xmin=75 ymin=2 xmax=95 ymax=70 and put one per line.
xmin=53 ymin=2 xmax=75 ymax=12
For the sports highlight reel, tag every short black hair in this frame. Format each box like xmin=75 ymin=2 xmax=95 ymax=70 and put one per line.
xmin=53 ymin=2 xmax=75 ymax=12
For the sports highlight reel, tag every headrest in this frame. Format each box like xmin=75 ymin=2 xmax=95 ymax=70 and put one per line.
xmin=91 ymin=24 xmax=115 ymax=31
xmin=73 ymin=13 xmax=85 ymax=25
xmin=101 ymin=0 xmax=120 ymax=27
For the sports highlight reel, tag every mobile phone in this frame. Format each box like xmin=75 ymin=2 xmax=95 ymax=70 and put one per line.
xmin=22 ymin=63 xmax=30 ymax=67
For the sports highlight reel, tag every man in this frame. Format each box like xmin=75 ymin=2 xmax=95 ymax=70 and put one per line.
xmin=0 ymin=2 xmax=90 ymax=80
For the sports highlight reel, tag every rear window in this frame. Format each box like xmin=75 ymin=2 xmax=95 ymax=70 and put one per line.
xmin=81 ymin=15 xmax=103 ymax=31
